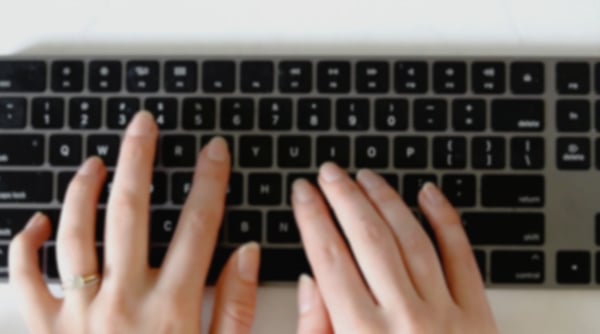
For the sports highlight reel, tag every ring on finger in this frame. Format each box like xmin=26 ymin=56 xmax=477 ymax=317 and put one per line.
xmin=61 ymin=273 xmax=101 ymax=290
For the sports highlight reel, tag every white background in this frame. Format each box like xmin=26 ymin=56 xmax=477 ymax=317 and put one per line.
xmin=1 ymin=0 xmax=600 ymax=333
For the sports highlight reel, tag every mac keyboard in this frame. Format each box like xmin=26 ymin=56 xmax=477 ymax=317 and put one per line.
xmin=0 ymin=56 xmax=599 ymax=288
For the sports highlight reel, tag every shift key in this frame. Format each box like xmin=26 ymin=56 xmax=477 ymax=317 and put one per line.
xmin=482 ymin=175 xmax=544 ymax=207
xmin=0 ymin=172 xmax=52 ymax=203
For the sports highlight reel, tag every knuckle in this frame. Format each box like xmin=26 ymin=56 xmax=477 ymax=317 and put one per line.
xmin=109 ymin=192 xmax=141 ymax=217
xmin=222 ymin=297 xmax=255 ymax=329
xmin=184 ymin=207 xmax=220 ymax=233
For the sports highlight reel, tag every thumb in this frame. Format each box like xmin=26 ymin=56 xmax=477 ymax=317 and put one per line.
xmin=296 ymin=274 xmax=333 ymax=334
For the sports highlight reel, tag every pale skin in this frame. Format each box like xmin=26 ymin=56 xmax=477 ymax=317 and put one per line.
xmin=10 ymin=111 xmax=498 ymax=333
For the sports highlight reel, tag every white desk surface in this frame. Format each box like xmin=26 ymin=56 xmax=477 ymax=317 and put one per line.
xmin=1 ymin=0 xmax=600 ymax=333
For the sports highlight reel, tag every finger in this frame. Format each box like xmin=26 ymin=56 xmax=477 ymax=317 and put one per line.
xmin=209 ymin=242 xmax=260 ymax=334
xmin=316 ymin=163 xmax=418 ymax=306
xmin=296 ymin=274 xmax=333 ymax=334
xmin=292 ymin=179 xmax=376 ymax=332
xmin=158 ymin=137 xmax=230 ymax=297
xmin=9 ymin=213 xmax=60 ymax=330
xmin=418 ymin=183 xmax=489 ymax=309
xmin=57 ymin=157 xmax=106 ymax=303
xmin=104 ymin=111 xmax=158 ymax=286
xmin=356 ymin=169 xmax=450 ymax=303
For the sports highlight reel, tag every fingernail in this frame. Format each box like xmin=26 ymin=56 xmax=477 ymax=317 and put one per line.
xmin=319 ymin=162 xmax=345 ymax=183
xmin=298 ymin=274 xmax=316 ymax=314
xmin=126 ymin=111 xmax=156 ymax=137
xmin=292 ymin=179 xmax=314 ymax=203
xmin=25 ymin=212 xmax=46 ymax=231
xmin=421 ymin=182 xmax=443 ymax=206
xmin=206 ymin=137 xmax=228 ymax=162
xmin=78 ymin=157 xmax=102 ymax=176
xmin=237 ymin=242 xmax=260 ymax=282
xmin=356 ymin=169 xmax=382 ymax=190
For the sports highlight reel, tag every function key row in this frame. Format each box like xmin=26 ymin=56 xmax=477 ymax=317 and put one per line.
xmin=0 ymin=97 xmax=551 ymax=133
xmin=1 ymin=60 xmax=599 ymax=94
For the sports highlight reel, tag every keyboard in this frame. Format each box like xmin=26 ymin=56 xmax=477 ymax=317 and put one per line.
xmin=0 ymin=57 xmax=599 ymax=288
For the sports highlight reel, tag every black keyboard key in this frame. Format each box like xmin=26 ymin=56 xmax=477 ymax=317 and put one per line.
xmin=379 ymin=173 xmax=399 ymax=191
xmin=336 ymin=99 xmax=369 ymax=130
xmin=287 ymin=173 xmax=318 ymax=204
xmin=0 ymin=61 xmax=46 ymax=92
xmin=316 ymin=136 xmax=350 ymax=167
xmin=510 ymin=137 xmax=544 ymax=170
xmin=52 ymin=61 xmax=84 ymax=92
xmin=452 ymin=99 xmax=486 ymax=131
xmin=491 ymin=99 xmax=544 ymax=131
xmin=0 ymin=135 xmax=44 ymax=166
xmin=318 ymin=61 xmax=350 ymax=93
xmin=32 ymin=97 xmax=64 ymax=129
xmin=89 ymin=61 xmax=122 ymax=92
xmin=433 ymin=137 xmax=467 ymax=169
xmin=0 ymin=245 xmax=7 ymax=272
xmin=227 ymin=210 xmax=262 ymax=243
xmin=433 ymin=62 xmax=466 ymax=93
xmin=165 ymin=61 xmax=197 ymax=92
xmin=107 ymin=98 xmax=140 ymax=129
xmin=259 ymin=98 xmax=292 ymax=130
xmin=395 ymin=61 xmax=427 ymax=93
xmin=145 ymin=98 xmax=177 ymax=130
xmin=220 ymin=98 xmax=254 ymax=130
xmin=162 ymin=135 xmax=196 ymax=167
xmin=260 ymin=248 xmax=311 ymax=281
xmin=491 ymin=251 xmax=544 ymax=283
xmin=511 ymin=62 xmax=544 ymax=94
xmin=414 ymin=99 xmax=447 ymax=131
xmin=472 ymin=62 xmax=505 ymax=93
xmin=203 ymin=61 xmax=235 ymax=93
xmin=278 ymin=136 xmax=311 ymax=168
xmin=356 ymin=61 xmax=389 ymax=93
xmin=279 ymin=61 xmax=312 ymax=93
xmin=241 ymin=61 xmax=274 ymax=93
xmin=557 ymin=251 xmax=590 ymax=284
xmin=355 ymin=136 xmax=389 ymax=168
xmin=481 ymin=175 xmax=544 ymax=207
xmin=267 ymin=211 xmax=300 ymax=243
xmin=69 ymin=98 xmax=102 ymax=129
xmin=596 ymin=63 xmax=600 ymax=94
xmin=403 ymin=174 xmax=437 ymax=206
xmin=248 ymin=173 xmax=282 ymax=205
xmin=50 ymin=135 xmax=82 ymax=166
xmin=171 ymin=172 xmax=192 ymax=204
xmin=182 ymin=98 xmax=216 ymax=130
xmin=442 ymin=174 xmax=475 ymax=207
xmin=394 ymin=136 xmax=427 ymax=168
xmin=556 ymin=100 xmax=590 ymax=132
xmin=556 ymin=137 xmax=590 ymax=170
xmin=150 ymin=210 xmax=179 ymax=243
xmin=556 ymin=62 xmax=590 ymax=94
xmin=374 ymin=99 xmax=408 ymax=131
xmin=0 ymin=172 xmax=52 ymax=203
xmin=0 ymin=98 xmax=26 ymax=128
xmin=227 ymin=172 xmax=244 ymax=205
xmin=98 ymin=172 xmax=114 ymax=204
xmin=126 ymin=61 xmax=159 ymax=92
xmin=57 ymin=171 xmax=74 ymax=203
xmin=475 ymin=250 xmax=486 ymax=281
xmin=87 ymin=135 xmax=120 ymax=166
xmin=472 ymin=137 xmax=505 ymax=169
xmin=239 ymin=136 xmax=272 ymax=167
xmin=297 ymin=99 xmax=331 ymax=130
xmin=462 ymin=213 xmax=544 ymax=245
xmin=150 ymin=172 xmax=167 ymax=204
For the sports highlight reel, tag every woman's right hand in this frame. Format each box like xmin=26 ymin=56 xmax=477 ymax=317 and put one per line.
xmin=292 ymin=163 xmax=498 ymax=334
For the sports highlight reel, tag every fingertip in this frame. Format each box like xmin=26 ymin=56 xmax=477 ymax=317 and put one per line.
xmin=126 ymin=110 xmax=158 ymax=137
xmin=237 ymin=242 xmax=261 ymax=283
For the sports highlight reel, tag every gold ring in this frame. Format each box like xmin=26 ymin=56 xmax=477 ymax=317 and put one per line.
xmin=61 ymin=274 xmax=101 ymax=290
